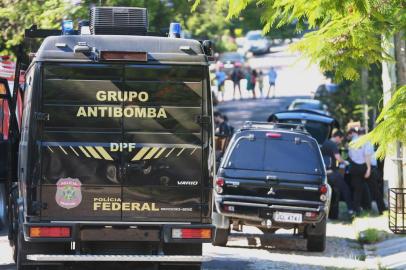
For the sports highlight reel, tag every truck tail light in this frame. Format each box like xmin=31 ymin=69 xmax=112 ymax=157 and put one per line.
xmin=172 ymin=228 xmax=212 ymax=239
xmin=215 ymin=177 xmax=225 ymax=194
xmin=29 ymin=226 xmax=71 ymax=238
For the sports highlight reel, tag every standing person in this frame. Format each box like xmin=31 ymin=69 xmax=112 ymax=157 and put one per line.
xmin=321 ymin=130 xmax=354 ymax=218
xmin=215 ymin=68 xmax=227 ymax=102
xmin=246 ymin=68 xmax=257 ymax=99
xmin=231 ymin=67 xmax=243 ymax=100
xmin=257 ymin=70 xmax=264 ymax=98
xmin=266 ymin=67 xmax=278 ymax=98
xmin=348 ymin=128 xmax=373 ymax=215
xmin=361 ymin=130 xmax=387 ymax=214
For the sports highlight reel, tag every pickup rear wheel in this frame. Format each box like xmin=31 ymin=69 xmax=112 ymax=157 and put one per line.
xmin=212 ymin=228 xmax=229 ymax=246
xmin=307 ymin=232 xmax=326 ymax=252
xmin=306 ymin=218 xmax=327 ymax=252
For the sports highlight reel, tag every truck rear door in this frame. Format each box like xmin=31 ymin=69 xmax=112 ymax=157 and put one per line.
xmin=40 ymin=63 xmax=123 ymax=221
xmin=40 ymin=63 xmax=205 ymax=222
xmin=121 ymin=64 xmax=204 ymax=222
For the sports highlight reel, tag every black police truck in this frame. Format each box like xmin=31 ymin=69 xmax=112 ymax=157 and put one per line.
xmin=0 ymin=7 xmax=215 ymax=270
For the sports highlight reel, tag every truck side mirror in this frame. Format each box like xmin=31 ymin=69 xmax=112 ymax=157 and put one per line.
xmin=0 ymin=78 xmax=12 ymax=141
xmin=0 ymin=78 xmax=12 ymax=182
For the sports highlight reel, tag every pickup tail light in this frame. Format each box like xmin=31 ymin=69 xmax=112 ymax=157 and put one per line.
xmin=215 ymin=177 xmax=225 ymax=194
xmin=319 ymin=184 xmax=328 ymax=194
xmin=305 ymin=211 xmax=318 ymax=218
xmin=172 ymin=228 xmax=212 ymax=239
xmin=29 ymin=226 xmax=71 ymax=238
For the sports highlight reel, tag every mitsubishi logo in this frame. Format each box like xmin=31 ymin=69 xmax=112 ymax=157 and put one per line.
xmin=267 ymin=187 xmax=276 ymax=195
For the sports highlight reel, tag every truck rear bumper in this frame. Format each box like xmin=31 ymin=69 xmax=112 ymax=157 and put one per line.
xmin=23 ymin=223 xmax=213 ymax=244
xmin=27 ymin=254 xmax=208 ymax=262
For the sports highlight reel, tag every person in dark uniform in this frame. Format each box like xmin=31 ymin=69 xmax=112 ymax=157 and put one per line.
xmin=321 ymin=130 xmax=354 ymax=218
xmin=359 ymin=129 xmax=387 ymax=214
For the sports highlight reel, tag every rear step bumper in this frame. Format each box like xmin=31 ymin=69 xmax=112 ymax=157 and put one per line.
xmin=27 ymin=254 xmax=208 ymax=262
xmin=214 ymin=194 xmax=328 ymax=224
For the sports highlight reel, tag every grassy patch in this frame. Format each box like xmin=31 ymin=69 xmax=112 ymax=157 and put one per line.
xmin=357 ymin=228 xmax=388 ymax=244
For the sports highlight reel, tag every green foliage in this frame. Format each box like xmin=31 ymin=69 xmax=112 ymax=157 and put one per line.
xmin=216 ymin=0 xmax=405 ymax=81
xmin=0 ymin=0 xmax=77 ymax=56
xmin=357 ymin=228 xmax=388 ymax=244
xmin=355 ymin=85 xmax=406 ymax=159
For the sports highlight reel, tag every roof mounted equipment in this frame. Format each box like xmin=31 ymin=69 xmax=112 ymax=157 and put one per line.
xmin=90 ymin=7 xmax=148 ymax=35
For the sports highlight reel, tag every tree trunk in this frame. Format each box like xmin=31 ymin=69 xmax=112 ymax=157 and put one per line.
xmin=394 ymin=31 xmax=406 ymax=188
xmin=361 ymin=67 xmax=369 ymax=132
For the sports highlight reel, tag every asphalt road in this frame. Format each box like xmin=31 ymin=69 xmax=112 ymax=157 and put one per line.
xmin=0 ymin=44 xmax=368 ymax=269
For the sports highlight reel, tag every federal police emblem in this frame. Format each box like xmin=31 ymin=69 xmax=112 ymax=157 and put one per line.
xmin=55 ymin=178 xmax=82 ymax=209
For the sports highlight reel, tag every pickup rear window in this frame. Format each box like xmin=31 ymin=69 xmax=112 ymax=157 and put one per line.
xmin=225 ymin=137 xmax=323 ymax=175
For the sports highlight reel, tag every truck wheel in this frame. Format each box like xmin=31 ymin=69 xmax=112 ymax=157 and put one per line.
xmin=306 ymin=218 xmax=327 ymax=252
xmin=0 ymin=183 xmax=7 ymax=228
xmin=15 ymin=227 xmax=34 ymax=270
xmin=212 ymin=228 xmax=229 ymax=246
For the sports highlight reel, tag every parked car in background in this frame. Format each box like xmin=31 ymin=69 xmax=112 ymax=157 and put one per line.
xmin=217 ymin=52 xmax=245 ymax=74
xmin=268 ymin=109 xmax=338 ymax=145
xmin=212 ymin=122 xmax=331 ymax=252
xmin=242 ymin=30 xmax=271 ymax=55
xmin=288 ymin=99 xmax=330 ymax=116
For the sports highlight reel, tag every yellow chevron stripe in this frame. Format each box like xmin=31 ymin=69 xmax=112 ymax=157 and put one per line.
xmin=144 ymin=147 xmax=160 ymax=160
xmin=165 ymin=148 xmax=175 ymax=158
xmin=59 ymin=145 xmax=68 ymax=155
xmin=154 ymin=148 xmax=166 ymax=159
xmin=132 ymin=147 xmax=150 ymax=161
xmin=190 ymin=147 xmax=198 ymax=155
xmin=86 ymin=146 xmax=102 ymax=159
xmin=70 ymin=146 xmax=79 ymax=157
xmin=95 ymin=146 xmax=113 ymax=161
xmin=177 ymin=148 xmax=185 ymax=157
xmin=79 ymin=146 xmax=91 ymax=158
xmin=47 ymin=146 xmax=54 ymax=153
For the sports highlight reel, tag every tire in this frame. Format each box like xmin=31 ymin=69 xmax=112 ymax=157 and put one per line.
xmin=306 ymin=218 xmax=327 ymax=252
xmin=0 ymin=183 xmax=8 ymax=228
xmin=212 ymin=228 xmax=229 ymax=246
xmin=307 ymin=232 xmax=326 ymax=252
xmin=15 ymin=226 xmax=34 ymax=270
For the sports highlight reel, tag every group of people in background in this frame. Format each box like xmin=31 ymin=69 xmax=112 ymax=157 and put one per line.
xmin=322 ymin=127 xmax=387 ymax=219
xmin=214 ymin=66 xmax=278 ymax=101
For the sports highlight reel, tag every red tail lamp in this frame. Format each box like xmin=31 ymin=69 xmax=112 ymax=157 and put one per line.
xmin=172 ymin=228 xmax=212 ymax=239
xmin=29 ymin=226 xmax=71 ymax=238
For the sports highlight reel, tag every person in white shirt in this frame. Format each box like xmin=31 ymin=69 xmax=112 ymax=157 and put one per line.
xmin=362 ymin=132 xmax=387 ymax=214
xmin=348 ymin=128 xmax=373 ymax=215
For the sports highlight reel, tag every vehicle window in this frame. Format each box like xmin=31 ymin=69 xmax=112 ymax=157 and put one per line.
xmin=126 ymin=65 xmax=202 ymax=82
xmin=277 ymin=119 xmax=331 ymax=144
xmin=264 ymin=140 xmax=322 ymax=174
xmin=226 ymin=138 xmax=264 ymax=170
xmin=293 ymin=102 xmax=322 ymax=110
xmin=247 ymin=33 xmax=262 ymax=40
xmin=304 ymin=121 xmax=330 ymax=144
xmin=225 ymin=136 xmax=322 ymax=175
xmin=220 ymin=54 xmax=243 ymax=62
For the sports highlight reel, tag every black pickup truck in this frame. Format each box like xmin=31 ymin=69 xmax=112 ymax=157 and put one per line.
xmin=212 ymin=122 xmax=331 ymax=251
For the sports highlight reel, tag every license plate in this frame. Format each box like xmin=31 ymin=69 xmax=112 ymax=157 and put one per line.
xmin=273 ymin=212 xmax=302 ymax=223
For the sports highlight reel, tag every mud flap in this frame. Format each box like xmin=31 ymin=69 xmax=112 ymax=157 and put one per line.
xmin=305 ymin=216 xmax=326 ymax=236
